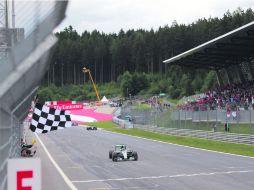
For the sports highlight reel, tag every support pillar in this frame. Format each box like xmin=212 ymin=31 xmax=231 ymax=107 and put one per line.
xmin=215 ymin=70 xmax=223 ymax=86
xmin=235 ymin=65 xmax=246 ymax=83
xmin=247 ymin=62 xmax=254 ymax=81
xmin=225 ymin=69 xmax=233 ymax=84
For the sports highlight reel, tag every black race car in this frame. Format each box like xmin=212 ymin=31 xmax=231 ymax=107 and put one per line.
xmin=87 ymin=126 xmax=97 ymax=130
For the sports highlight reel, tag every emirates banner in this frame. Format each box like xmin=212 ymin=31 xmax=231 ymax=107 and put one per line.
xmin=46 ymin=101 xmax=83 ymax=110
xmin=49 ymin=103 xmax=83 ymax=110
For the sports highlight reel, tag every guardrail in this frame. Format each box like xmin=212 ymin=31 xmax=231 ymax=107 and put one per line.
xmin=112 ymin=107 xmax=133 ymax=128
xmin=134 ymin=124 xmax=254 ymax=145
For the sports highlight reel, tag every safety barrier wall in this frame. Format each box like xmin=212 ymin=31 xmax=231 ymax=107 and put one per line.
xmin=112 ymin=108 xmax=133 ymax=128
xmin=0 ymin=104 xmax=27 ymax=189
xmin=0 ymin=1 xmax=68 ymax=189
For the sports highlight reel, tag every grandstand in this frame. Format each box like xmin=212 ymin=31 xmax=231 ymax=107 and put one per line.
xmin=119 ymin=21 xmax=254 ymax=137
xmin=163 ymin=21 xmax=254 ymax=111
xmin=163 ymin=21 xmax=254 ymax=85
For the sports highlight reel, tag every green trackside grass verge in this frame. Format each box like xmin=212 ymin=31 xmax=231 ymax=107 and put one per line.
xmin=167 ymin=98 xmax=179 ymax=105
xmin=83 ymin=121 xmax=254 ymax=157
xmin=132 ymin=103 xmax=152 ymax=110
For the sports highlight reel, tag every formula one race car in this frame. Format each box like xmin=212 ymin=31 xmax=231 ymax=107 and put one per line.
xmin=109 ymin=144 xmax=138 ymax=162
xmin=87 ymin=126 xmax=97 ymax=130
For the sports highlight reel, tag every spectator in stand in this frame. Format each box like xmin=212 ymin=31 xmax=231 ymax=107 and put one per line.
xmin=252 ymin=95 xmax=254 ymax=109
xmin=178 ymin=81 xmax=254 ymax=111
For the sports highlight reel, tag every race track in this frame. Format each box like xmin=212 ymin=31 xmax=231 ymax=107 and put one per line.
xmin=36 ymin=126 xmax=254 ymax=190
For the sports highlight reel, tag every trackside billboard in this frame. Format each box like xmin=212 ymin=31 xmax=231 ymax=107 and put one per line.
xmin=45 ymin=101 xmax=83 ymax=110
xmin=49 ymin=103 xmax=83 ymax=110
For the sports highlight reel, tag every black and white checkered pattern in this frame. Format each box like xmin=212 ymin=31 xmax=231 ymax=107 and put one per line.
xmin=30 ymin=103 xmax=72 ymax=133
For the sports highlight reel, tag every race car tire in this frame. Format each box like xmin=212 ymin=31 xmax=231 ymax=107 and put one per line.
xmin=118 ymin=152 xmax=124 ymax=160
xmin=109 ymin=150 xmax=113 ymax=159
xmin=133 ymin=151 xmax=138 ymax=161
xmin=112 ymin=153 xmax=118 ymax=162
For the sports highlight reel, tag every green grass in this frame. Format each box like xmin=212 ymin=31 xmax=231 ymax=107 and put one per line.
xmin=132 ymin=103 xmax=152 ymax=110
xmin=167 ymin=98 xmax=178 ymax=105
xmin=82 ymin=121 xmax=254 ymax=157
xmin=86 ymin=120 xmax=115 ymax=129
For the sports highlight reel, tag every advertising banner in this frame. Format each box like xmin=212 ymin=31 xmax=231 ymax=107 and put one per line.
xmin=49 ymin=103 xmax=83 ymax=110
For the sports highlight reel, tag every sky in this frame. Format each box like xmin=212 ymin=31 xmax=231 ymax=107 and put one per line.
xmin=57 ymin=0 xmax=254 ymax=34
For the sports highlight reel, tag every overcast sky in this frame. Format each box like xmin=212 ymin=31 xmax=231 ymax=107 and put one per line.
xmin=57 ymin=0 xmax=254 ymax=34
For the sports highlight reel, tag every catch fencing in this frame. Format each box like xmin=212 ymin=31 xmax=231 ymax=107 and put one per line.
xmin=168 ymin=109 xmax=254 ymax=135
xmin=120 ymin=105 xmax=254 ymax=145
xmin=0 ymin=108 xmax=19 ymax=190
xmin=0 ymin=1 xmax=68 ymax=189
xmin=134 ymin=125 xmax=254 ymax=145
xmin=171 ymin=109 xmax=254 ymax=124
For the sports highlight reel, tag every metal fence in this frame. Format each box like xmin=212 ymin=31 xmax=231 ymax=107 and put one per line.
xmin=169 ymin=110 xmax=254 ymax=135
xmin=134 ymin=124 xmax=254 ymax=145
xmin=171 ymin=110 xmax=254 ymax=123
xmin=0 ymin=1 xmax=67 ymax=189
xmin=120 ymin=105 xmax=254 ymax=143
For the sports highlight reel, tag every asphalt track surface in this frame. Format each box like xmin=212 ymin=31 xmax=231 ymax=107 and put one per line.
xmin=36 ymin=126 xmax=254 ymax=190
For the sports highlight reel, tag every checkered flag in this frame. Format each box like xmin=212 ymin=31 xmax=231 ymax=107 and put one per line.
xmin=30 ymin=103 xmax=72 ymax=133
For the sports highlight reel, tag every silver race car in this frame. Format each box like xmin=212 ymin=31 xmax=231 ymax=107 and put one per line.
xmin=109 ymin=144 xmax=138 ymax=162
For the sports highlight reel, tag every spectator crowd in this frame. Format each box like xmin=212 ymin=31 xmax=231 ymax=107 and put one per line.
xmin=178 ymin=81 xmax=254 ymax=112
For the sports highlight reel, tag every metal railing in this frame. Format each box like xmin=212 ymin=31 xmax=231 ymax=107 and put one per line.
xmin=170 ymin=110 xmax=254 ymax=124
xmin=134 ymin=125 xmax=254 ymax=145
xmin=120 ymin=105 xmax=254 ymax=144
xmin=168 ymin=110 xmax=254 ymax=135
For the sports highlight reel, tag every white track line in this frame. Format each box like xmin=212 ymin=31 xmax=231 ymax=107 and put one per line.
xmin=72 ymin=170 xmax=254 ymax=183
xmin=88 ymin=184 xmax=160 ymax=189
xmin=102 ymin=129 xmax=254 ymax=159
xmin=35 ymin=133 xmax=78 ymax=190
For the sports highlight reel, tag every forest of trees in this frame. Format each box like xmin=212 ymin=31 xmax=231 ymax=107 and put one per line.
xmin=40 ymin=8 xmax=254 ymax=100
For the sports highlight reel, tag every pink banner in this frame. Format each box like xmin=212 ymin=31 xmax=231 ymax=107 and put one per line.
xmin=71 ymin=108 xmax=112 ymax=123
xmin=50 ymin=103 xmax=83 ymax=110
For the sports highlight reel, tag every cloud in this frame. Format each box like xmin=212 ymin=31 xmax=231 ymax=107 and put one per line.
xmin=57 ymin=0 xmax=254 ymax=34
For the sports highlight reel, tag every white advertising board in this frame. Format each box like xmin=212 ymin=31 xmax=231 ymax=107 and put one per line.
xmin=8 ymin=158 xmax=41 ymax=190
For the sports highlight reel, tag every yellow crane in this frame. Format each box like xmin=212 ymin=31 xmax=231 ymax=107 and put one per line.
xmin=82 ymin=67 xmax=101 ymax=102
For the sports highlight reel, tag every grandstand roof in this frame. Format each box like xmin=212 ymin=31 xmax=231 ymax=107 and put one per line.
xmin=163 ymin=21 xmax=254 ymax=70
